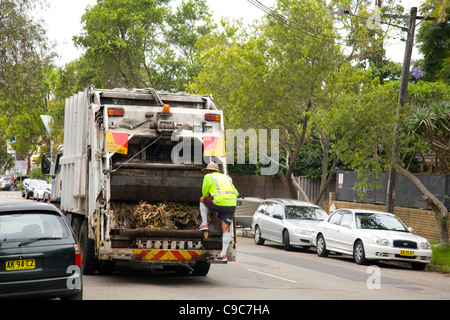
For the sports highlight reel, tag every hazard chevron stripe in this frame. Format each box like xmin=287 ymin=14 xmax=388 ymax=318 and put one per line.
xmin=132 ymin=249 xmax=204 ymax=261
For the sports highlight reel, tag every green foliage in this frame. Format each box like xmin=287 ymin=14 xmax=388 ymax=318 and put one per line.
xmin=29 ymin=167 xmax=46 ymax=181
xmin=416 ymin=0 xmax=450 ymax=83
xmin=73 ymin=0 xmax=213 ymax=92
xmin=0 ymin=0 xmax=53 ymax=172
xmin=404 ymin=99 xmax=450 ymax=173
xmin=431 ymin=245 xmax=450 ymax=273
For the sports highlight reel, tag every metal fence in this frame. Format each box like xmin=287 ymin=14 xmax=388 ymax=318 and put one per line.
xmin=230 ymin=174 xmax=335 ymax=204
xmin=336 ymin=171 xmax=450 ymax=210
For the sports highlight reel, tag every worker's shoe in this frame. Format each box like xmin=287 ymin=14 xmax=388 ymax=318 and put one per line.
xmin=198 ymin=223 xmax=208 ymax=231
xmin=214 ymin=254 xmax=228 ymax=262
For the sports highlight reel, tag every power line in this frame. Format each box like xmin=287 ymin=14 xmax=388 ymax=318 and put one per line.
xmin=246 ymin=0 xmax=411 ymax=47
xmin=247 ymin=0 xmax=340 ymax=44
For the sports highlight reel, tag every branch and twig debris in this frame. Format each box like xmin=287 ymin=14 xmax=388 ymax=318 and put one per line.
xmin=113 ymin=201 xmax=200 ymax=230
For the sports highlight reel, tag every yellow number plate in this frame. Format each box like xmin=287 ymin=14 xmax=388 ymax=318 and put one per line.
xmin=400 ymin=250 xmax=414 ymax=257
xmin=5 ymin=259 xmax=36 ymax=271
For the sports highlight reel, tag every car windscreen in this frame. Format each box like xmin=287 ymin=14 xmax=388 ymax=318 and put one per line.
xmin=0 ymin=212 xmax=70 ymax=242
xmin=284 ymin=206 xmax=328 ymax=220
xmin=355 ymin=212 xmax=408 ymax=232
xmin=29 ymin=180 xmax=45 ymax=187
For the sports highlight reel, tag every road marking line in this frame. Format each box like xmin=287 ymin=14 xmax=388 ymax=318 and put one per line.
xmin=246 ymin=268 xmax=297 ymax=284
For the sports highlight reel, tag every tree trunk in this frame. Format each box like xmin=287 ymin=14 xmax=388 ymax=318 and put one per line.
xmin=395 ymin=164 xmax=449 ymax=246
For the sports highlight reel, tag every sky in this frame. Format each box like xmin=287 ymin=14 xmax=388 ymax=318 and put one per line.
xmin=36 ymin=0 xmax=425 ymax=67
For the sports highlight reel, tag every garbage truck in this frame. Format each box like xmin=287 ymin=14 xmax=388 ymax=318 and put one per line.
xmin=42 ymin=86 xmax=235 ymax=276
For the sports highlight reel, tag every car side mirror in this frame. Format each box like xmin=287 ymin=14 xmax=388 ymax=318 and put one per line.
xmin=41 ymin=153 xmax=51 ymax=175
xmin=273 ymin=214 xmax=283 ymax=220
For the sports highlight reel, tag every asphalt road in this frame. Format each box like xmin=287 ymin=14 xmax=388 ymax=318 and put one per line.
xmin=78 ymin=236 xmax=449 ymax=300
xmin=1 ymin=191 xmax=449 ymax=302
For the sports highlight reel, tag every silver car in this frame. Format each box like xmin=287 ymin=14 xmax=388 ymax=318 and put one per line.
xmin=252 ymin=198 xmax=329 ymax=251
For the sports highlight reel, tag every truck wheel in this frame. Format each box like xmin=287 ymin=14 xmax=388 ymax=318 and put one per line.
xmin=98 ymin=260 xmax=116 ymax=275
xmin=79 ymin=220 xmax=97 ymax=275
xmin=192 ymin=261 xmax=211 ymax=276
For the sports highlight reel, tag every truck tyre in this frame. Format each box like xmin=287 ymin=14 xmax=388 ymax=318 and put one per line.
xmin=79 ymin=220 xmax=97 ymax=275
xmin=192 ymin=261 xmax=211 ymax=276
xmin=98 ymin=260 xmax=116 ymax=275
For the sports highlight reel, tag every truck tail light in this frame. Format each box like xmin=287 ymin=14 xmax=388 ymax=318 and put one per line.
xmin=73 ymin=243 xmax=82 ymax=267
xmin=205 ymin=114 xmax=220 ymax=122
xmin=108 ymin=108 xmax=124 ymax=116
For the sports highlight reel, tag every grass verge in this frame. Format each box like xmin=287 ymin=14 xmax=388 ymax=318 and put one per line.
xmin=429 ymin=245 xmax=450 ymax=273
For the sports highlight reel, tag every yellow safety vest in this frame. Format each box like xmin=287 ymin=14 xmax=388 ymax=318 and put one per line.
xmin=202 ymin=173 xmax=238 ymax=206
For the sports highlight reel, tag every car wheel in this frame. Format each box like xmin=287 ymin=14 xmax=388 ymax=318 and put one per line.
xmin=61 ymin=288 xmax=83 ymax=300
xmin=316 ymin=234 xmax=328 ymax=257
xmin=411 ymin=262 xmax=427 ymax=271
xmin=282 ymin=230 xmax=293 ymax=251
xmin=254 ymin=226 xmax=265 ymax=245
xmin=353 ymin=240 xmax=369 ymax=265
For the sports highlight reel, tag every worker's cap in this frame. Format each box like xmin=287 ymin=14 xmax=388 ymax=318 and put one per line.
xmin=201 ymin=162 xmax=220 ymax=173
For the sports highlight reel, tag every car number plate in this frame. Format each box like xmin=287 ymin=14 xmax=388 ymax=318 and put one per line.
xmin=5 ymin=259 xmax=36 ymax=271
xmin=399 ymin=250 xmax=414 ymax=257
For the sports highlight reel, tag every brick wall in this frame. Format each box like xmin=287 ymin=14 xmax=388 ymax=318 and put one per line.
xmin=327 ymin=192 xmax=447 ymax=241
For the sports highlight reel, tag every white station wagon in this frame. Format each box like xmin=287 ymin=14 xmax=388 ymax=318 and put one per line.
xmin=252 ymin=199 xmax=329 ymax=251
xmin=313 ymin=209 xmax=432 ymax=270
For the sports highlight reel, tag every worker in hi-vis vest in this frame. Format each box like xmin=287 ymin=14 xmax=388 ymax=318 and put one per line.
xmin=199 ymin=162 xmax=239 ymax=262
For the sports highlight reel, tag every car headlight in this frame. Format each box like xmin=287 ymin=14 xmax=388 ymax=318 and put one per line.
xmin=420 ymin=240 xmax=431 ymax=250
xmin=296 ymin=229 xmax=312 ymax=236
xmin=371 ymin=236 xmax=389 ymax=246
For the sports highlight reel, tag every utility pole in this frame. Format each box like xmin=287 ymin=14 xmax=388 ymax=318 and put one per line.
xmin=385 ymin=7 xmax=417 ymax=213
xmin=335 ymin=6 xmax=437 ymax=213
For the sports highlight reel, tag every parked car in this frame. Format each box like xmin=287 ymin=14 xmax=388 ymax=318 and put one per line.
xmin=0 ymin=176 xmax=13 ymax=191
xmin=0 ymin=202 xmax=83 ymax=299
xmin=313 ymin=209 xmax=432 ymax=270
xmin=21 ymin=179 xmax=30 ymax=197
xmin=24 ymin=179 xmax=46 ymax=199
xmin=33 ymin=183 xmax=51 ymax=201
xmin=42 ymin=188 xmax=52 ymax=203
xmin=252 ymin=198 xmax=329 ymax=251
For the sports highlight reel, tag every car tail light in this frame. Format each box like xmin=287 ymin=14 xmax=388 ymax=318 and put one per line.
xmin=108 ymin=108 xmax=124 ymax=116
xmin=74 ymin=243 xmax=82 ymax=267
xmin=205 ymin=113 xmax=220 ymax=122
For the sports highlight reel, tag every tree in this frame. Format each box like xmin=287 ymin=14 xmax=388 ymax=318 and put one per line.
xmin=0 ymin=0 xmax=54 ymax=174
xmin=191 ymin=0 xmax=371 ymax=202
xmin=331 ymin=0 xmax=405 ymax=83
xmin=73 ymin=0 xmax=213 ymax=91
xmin=309 ymin=64 xmax=371 ymax=205
xmin=405 ymin=101 xmax=449 ymax=174
xmin=336 ymin=79 xmax=450 ymax=246
xmin=416 ymin=0 xmax=450 ymax=83
xmin=403 ymin=99 xmax=450 ymax=246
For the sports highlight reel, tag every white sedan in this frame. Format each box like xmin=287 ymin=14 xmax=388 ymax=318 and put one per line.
xmin=313 ymin=209 xmax=432 ymax=270
xmin=252 ymin=198 xmax=329 ymax=251
xmin=33 ymin=183 xmax=51 ymax=201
